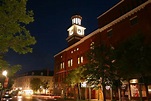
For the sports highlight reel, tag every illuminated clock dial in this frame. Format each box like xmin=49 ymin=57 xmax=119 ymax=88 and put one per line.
xmin=69 ymin=30 xmax=73 ymax=36
xmin=77 ymin=29 xmax=82 ymax=35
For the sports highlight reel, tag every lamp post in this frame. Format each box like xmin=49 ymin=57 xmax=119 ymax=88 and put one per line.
xmin=0 ymin=70 xmax=8 ymax=98
xmin=2 ymin=70 xmax=8 ymax=88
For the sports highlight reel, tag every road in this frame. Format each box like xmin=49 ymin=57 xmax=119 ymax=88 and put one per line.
xmin=12 ymin=96 xmax=59 ymax=101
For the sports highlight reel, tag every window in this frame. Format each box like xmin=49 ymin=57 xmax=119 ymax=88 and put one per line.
xmin=130 ymin=16 xmax=138 ymax=26
xmin=72 ymin=18 xmax=81 ymax=25
xmin=60 ymin=62 xmax=64 ymax=69
xmin=90 ymin=42 xmax=94 ymax=49
xmin=78 ymin=56 xmax=84 ymax=64
xmin=68 ymin=59 xmax=73 ymax=67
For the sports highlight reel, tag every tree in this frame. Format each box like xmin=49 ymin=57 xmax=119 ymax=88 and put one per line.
xmin=114 ymin=34 xmax=151 ymax=101
xmin=65 ymin=66 xmax=85 ymax=100
xmin=0 ymin=0 xmax=36 ymax=72
xmin=41 ymin=80 xmax=49 ymax=94
xmin=30 ymin=78 xmax=41 ymax=93
xmin=83 ymin=44 xmax=119 ymax=101
xmin=115 ymin=34 xmax=151 ymax=78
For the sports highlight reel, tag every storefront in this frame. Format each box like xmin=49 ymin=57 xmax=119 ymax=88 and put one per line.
xmin=130 ymin=79 xmax=147 ymax=100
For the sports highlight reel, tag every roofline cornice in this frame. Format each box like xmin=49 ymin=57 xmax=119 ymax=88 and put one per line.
xmin=98 ymin=0 xmax=151 ymax=33
xmin=54 ymin=29 xmax=100 ymax=57
xmin=97 ymin=0 xmax=124 ymax=19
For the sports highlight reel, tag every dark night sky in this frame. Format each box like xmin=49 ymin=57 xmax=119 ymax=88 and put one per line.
xmin=5 ymin=0 xmax=119 ymax=74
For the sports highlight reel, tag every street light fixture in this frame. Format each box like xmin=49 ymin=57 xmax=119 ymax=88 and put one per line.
xmin=2 ymin=70 xmax=8 ymax=88
xmin=2 ymin=70 xmax=7 ymax=77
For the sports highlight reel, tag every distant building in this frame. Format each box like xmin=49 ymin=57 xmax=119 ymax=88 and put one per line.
xmin=13 ymin=69 xmax=54 ymax=95
xmin=54 ymin=0 xmax=151 ymax=100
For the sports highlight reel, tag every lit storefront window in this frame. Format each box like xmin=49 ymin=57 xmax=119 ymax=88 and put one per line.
xmin=130 ymin=79 xmax=146 ymax=97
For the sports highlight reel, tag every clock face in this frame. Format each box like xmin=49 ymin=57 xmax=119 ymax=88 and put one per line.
xmin=77 ymin=29 xmax=82 ymax=35
xmin=69 ymin=30 xmax=73 ymax=36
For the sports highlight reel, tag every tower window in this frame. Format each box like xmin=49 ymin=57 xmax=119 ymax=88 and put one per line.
xmin=72 ymin=18 xmax=81 ymax=25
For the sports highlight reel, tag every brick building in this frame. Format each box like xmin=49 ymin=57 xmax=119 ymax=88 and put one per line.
xmin=54 ymin=0 xmax=151 ymax=100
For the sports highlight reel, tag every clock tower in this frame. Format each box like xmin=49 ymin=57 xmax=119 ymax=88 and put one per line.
xmin=66 ymin=15 xmax=86 ymax=46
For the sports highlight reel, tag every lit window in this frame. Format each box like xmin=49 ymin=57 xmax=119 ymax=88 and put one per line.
xmin=81 ymin=56 xmax=83 ymax=63
xmin=60 ymin=62 xmax=65 ymax=69
xmin=68 ymin=60 xmax=70 ymax=67
xmin=63 ymin=62 xmax=64 ymax=68
xmin=78 ymin=56 xmax=84 ymax=64
xmin=72 ymin=19 xmax=75 ymax=24
xmin=72 ymin=18 xmax=81 ymax=25
xmin=68 ymin=59 xmax=73 ymax=67
xmin=90 ymin=42 xmax=94 ymax=49
xmin=75 ymin=18 xmax=78 ymax=24
xmin=77 ymin=18 xmax=81 ymax=25
xmin=71 ymin=59 xmax=73 ymax=66
xmin=78 ymin=57 xmax=80 ymax=64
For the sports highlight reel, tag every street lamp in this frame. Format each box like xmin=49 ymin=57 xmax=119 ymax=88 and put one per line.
xmin=2 ymin=70 xmax=7 ymax=77
xmin=2 ymin=70 xmax=8 ymax=88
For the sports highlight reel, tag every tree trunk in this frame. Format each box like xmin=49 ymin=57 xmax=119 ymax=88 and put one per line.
xmin=118 ymin=87 xmax=121 ymax=101
xmin=88 ymin=86 xmax=91 ymax=101
xmin=144 ymin=83 xmax=149 ymax=101
xmin=78 ymin=83 xmax=81 ymax=101
xmin=127 ymin=83 xmax=131 ymax=100
xmin=110 ymin=87 xmax=113 ymax=101
xmin=102 ymin=84 xmax=106 ymax=101
xmin=138 ymin=83 xmax=143 ymax=101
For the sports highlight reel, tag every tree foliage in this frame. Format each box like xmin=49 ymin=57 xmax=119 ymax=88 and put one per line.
xmin=65 ymin=66 xmax=85 ymax=100
xmin=41 ymin=80 xmax=49 ymax=94
xmin=83 ymin=44 xmax=118 ymax=101
xmin=114 ymin=34 xmax=151 ymax=80
xmin=0 ymin=0 xmax=36 ymax=73
xmin=83 ymin=44 xmax=118 ymax=88
xmin=30 ymin=78 xmax=41 ymax=92
xmin=65 ymin=66 xmax=85 ymax=87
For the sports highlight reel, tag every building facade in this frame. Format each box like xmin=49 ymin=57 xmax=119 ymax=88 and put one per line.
xmin=13 ymin=70 xmax=54 ymax=96
xmin=54 ymin=0 xmax=151 ymax=100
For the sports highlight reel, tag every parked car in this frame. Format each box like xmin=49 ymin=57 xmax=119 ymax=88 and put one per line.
xmin=1 ymin=94 xmax=12 ymax=101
